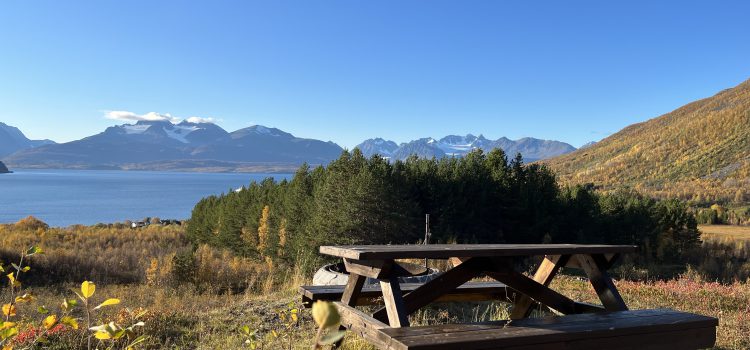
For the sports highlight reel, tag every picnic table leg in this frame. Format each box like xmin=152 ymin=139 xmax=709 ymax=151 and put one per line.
xmin=372 ymin=257 xmax=484 ymax=322
xmin=578 ymin=254 xmax=628 ymax=311
xmin=341 ymin=273 xmax=366 ymax=306
xmin=380 ymin=276 xmax=410 ymax=327
xmin=510 ymin=255 xmax=570 ymax=319
xmin=334 ymin=273 xmax=366 ymax=348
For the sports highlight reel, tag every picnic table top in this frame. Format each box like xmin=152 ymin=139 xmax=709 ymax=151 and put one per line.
xmin=320 ymin=243 xmax=638 ymax=260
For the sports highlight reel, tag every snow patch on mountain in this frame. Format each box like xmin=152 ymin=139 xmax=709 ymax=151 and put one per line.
xmin=122 ymin=124 xmax=150 ymax=134
xmin=358 ymin=134 xmax=576 ymax=161
xmin=164 ymin=124 xmax=200 ymax=143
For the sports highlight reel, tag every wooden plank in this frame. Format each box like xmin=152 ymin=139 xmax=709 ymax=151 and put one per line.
xmin=332 ymin=302 xmax=391 ymax=349
xmin=333 ymin=273 xmax=367 ymax=348
xmin=510 ymin=255 xmax=569 ymax=319
xmin=343 ymin=259 xmax=429 ymax=279
xmin=382 ymin=309 xmax=687 ymax=338
xmin=485 ymin=268 xmax=578 ymax=316
xmin=320 ymin=244 xmax=637 ymax=260
xmin=391 ymin=320 xmax=716 ymax=350
xmin=448 ymin=257 xmax=470 ymax=267
xmin=380 ymin=277 xmax=410 ymax=327
xmin=578 ymin=254 xmax=628 ymax=311
xmin=341 ymin=273 xmax=366 ymax=306
xmin=385 ymin=309 xmax=718 ymax=350
xmin=300 ymin=281 xmax=510 ymax=307
xmin=516 ymin=327 xmax=716 ymax=350
xmin=344 ymin=259 xmax=392 ymax=279
xmin=372 ymin=258 xmax=484 ymax=321
xmin=480 ymin=327 xmax=717 ymax=350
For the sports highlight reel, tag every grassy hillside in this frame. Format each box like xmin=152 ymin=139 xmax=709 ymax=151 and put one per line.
xmin=545 ymin=78 xmax=750 ymax=204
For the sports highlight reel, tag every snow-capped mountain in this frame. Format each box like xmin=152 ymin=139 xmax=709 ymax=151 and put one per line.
xmin=436 ymin=134 xmax=494 ymax=156
xmin=4 ymin=121 xmax=343 ymax=170
xmin=0 ymin=122 xmax=56 ymax=157
xmin=355 ymin=138 xmax=400 ymax=158
xmin=111 ymin=120 xmax=229 ymax=145
xmin=356 ymin=134 xmax=576 ymax=162
xmin=391 ymin=138 xmax=446 ymax=160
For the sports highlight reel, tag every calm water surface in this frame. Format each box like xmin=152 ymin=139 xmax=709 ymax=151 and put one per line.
xmin=0 ymin=169 xmax=291 ymax=227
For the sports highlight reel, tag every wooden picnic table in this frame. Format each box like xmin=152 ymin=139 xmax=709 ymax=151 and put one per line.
xmin=308 ymin=244 xmax=718 ymax=349
xmin=320 ymin=244 xmax=637 ymax=328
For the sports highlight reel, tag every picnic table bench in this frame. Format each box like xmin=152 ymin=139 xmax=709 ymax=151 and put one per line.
xmin=300 ymin=244 xmax=718 ymax=349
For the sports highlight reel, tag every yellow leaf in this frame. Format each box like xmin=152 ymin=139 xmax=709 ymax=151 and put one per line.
xmin=15 ymin=293 xmax=35 ymax=303
xmin=94 ymin=298 xmax=120 ymax=310
xmin=0 ymin=322 xmax=16 ymax=330
xmin=3 ymin=345 xmax=13 ymax=350
xmin=311 ymin=301 xmax=340 ymax=329
xmin=6 ymin=274 xmax=19 ymax=287
xmin=80 ymin=281 xmax=95 ymax=299
xmin=1 ymin=304 xmax=16 ymax=317
xmin=61 ymin=316 xmax=79 ymax=330
xmin=94 ymin=330 xmax=111 ymax=340
xmin=43 ymin=315 xmax=57 ymax=330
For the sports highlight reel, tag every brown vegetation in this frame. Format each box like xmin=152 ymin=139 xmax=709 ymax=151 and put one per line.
xmin=2 ymin=217 xmax=749 ymax=348
xmin=545 ymin=78 xmax=750 ymax=205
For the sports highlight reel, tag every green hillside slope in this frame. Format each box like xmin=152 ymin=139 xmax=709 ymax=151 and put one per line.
xmin=545 ymin=78 xmax=750 ymax=204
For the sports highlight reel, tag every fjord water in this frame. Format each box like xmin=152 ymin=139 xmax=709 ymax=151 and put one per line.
xmin=0 ymin=169 xmax=291 ymax=227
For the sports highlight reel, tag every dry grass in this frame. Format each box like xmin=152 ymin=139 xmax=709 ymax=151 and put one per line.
xmin=7 ymin=274 xmax=746 ymax=349
xmin=1 ymin=221 xmax=749 ymax=349
xmin=700 ymin=224 xmax=750 ymax=241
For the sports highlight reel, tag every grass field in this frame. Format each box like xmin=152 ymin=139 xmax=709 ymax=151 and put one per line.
xmin=1 ymin=221 xmax=749 ymax=349
xmin=3 ymin=275 xmax=748 ymax=350
xmin=700 ymin=224 xmax=750 ymax=241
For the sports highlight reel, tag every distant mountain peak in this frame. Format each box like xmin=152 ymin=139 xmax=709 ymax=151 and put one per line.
xmin=249 ymin=125 xmax=281 ymax=136
xmin=0 ymin=122 xmax=58 ymax=158
xmin=358 ymin=134 xmax=575 ymax=161
xmin=5 ymin=122 xmax=343 ymax=170
xmin=231 ymin=125 xmax=293 ymax=139
xmin=355 ymin=138 xmax=399 ymax=158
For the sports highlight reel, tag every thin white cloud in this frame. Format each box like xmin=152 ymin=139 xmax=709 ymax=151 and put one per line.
xmin=185 ymin=116 xmax=216 ymax=124
xmin=104 ymin=111 xmax=216 ymax=124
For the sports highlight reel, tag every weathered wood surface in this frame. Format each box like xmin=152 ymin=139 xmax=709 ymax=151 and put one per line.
xmin=380 ymin=309 xmax=718 ymax=350
xmin=300 ymin=281 xmax=511 ymax=307
xmin=320 ymin=244 xmax=637 ymax=260
xmin=372 ymin=257 xmax=484 ymax=322
xmin=343 ymin=259 xmax=430 ymax=279
xmin=485 ymin=268 xmax=579 ymax=316
xmin=333 ymin=302 xmax=391 ymax=349
xmin=340 ymin=273 xmax=367 ymax=306
xmin=577 ymin=254 xmax=629 ymax=311
xmin=381 ymin=277 xmax=410 ymax=327
xmin=510 ymin=255 xmax=569 ymax=319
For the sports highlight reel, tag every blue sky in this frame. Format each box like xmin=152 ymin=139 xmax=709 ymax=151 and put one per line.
xmin=1 ymin=1 xmax=749 ymax=148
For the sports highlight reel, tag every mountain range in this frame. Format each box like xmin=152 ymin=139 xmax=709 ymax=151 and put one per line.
xmin=1 ymin=121 xmax=576 ymax=172
xmin=0 ymin=122 xmax=56 ymax=158
xmin=544 ymin=77 xmax=750 ymax=203
xmin=356 ymin=135 xmax=576 ymax=161
xmin=2 ymin=121 xmax=343 ymax=172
